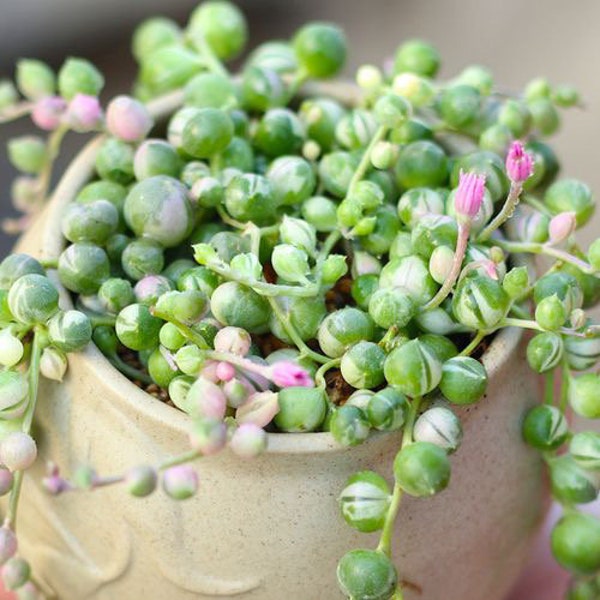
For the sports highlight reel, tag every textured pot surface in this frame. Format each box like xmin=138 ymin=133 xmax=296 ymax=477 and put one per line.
xmin=5 ymin=88 xmax=546 ymax=600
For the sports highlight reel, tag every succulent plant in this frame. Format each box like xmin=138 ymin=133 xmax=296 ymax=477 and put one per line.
xmin=0 ymin=1 xmax=599 ymax=597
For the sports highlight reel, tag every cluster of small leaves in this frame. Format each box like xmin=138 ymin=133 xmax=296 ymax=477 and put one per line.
xmin=0 ymin=254 xmax=94 ymax=596
xmin=0 ymin=53 xmax=108 ymax=233
xmin=1 ymin=1 xmax=600 ymax=598
xmin=522 ymin=324 xmax=600 ymax=597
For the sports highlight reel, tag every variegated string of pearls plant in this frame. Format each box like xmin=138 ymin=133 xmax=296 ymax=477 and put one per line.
xmin=0 ymin=2 xmax=600 ymax=598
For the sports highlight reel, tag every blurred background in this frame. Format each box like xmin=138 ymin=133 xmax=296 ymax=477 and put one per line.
xmin=1 ymin=0 xmax=599 ymax=254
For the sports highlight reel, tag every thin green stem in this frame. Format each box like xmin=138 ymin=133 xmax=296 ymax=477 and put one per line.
xmin=151 ymin=311 xmax=210 ymax=349
xmin=205 ymin=349 xmax=271 ymax=375
xmin=40 ymin=258 xmax=58 ymax=270
xmin=158 ymin=449 xmax=202 ymax=471
xmin=347 ymin=125 xmax=388 ymax=192
xmin=5 ymin=328 xmax=43 ymax=530
xmin=478 ymin=181 xmax=524 ymax=242
xmin=315 ymin=358 xmax=341 ymax=388
xmin=495 ymin=239 xmax=596 ymax=275
xmin=209 ymin=152 xmax=224 ymax=177
xmin=544 ymin=371 xmax=555 ymax=406
xmin=0 ymin=102 xmax=32 ymax=124
xmin=212 ymin=209 xmax=279 ymax=255
xmin=22 ymin=331 xmax=42 ymax=436
xmin=107 ymin=354 xmax=153 ymax=385
xmin=423 ymin=222 xmax=470 ymax=310
xmin=88 ymin=314 xmax=117 ymax=328
xmin=377 ymin=484 xmax=403 ymax=557
xmin=378 ymin=325 xmax=400 ymax=351
xmin=542 ymin=245 xmax=596 ymax=275
xmin=285 ymin=68 xmax=310 ymax=103
xmin=500 ymin=317 xmax=587 ymax=338
xmin=36 ymin=125 xmax=68 ymax=202
xmin=92 ymin=475 xmax=125 ymax=488
xmin=401 ymin=396 xmax=422 ymax=448
xmin=191 ymin=34 xmax=228 ymax=77
xmin=316 ymin=230 xmax=342 ymax=265
xmin=459 ymin=330 xmax=486 ymax=357
xmin=559 ymin=361 xmax=571 ymax=413
xmin=377 ymin=396 xmax=422 ymax=560
xmin=207 ymin=261 xmax=321 ymax=298
xmin=216 ymin=206 xmax=246 ymax=229
xmin=249 ymin=228 xmax=261 ymax=257
xmin=523 ymin=195 xmax=553 ymax=216
xmin=501 ymin=317 xmax=544 ymax=332
xmin=509 ymin=302 xmax=532 ymax=320
xmin=267 ymin=297 xmax=329 ymax=364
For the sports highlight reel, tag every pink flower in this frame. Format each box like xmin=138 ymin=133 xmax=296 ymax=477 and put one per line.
xmin=42 ymin=463 xmax=71 ymax=496
xmin=215 ymin=361 xmax=236 ymax=382
xmin=229 ymin=423 xmax=267 ymax=459
xmin=106 ymin=95 xmax=153 ymax=142
xmin=455 ymin=170 xmax=486 ymax=221
xmin=548 ymin=211 xmax=576 ymax=245
xmin=269 ymin=361 xmax=314 ymax=388
xmin=162 ymin=465 xmax=199 ymax=499
xmin=66 ymin=94 xmax=103 ymax=132
xmin=31 ymin=96 xmax=66 ymax=131
xmin=506 ymin=141 xmax=534 ymax=183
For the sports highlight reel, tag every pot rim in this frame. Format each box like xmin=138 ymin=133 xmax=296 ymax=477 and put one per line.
xmin=37 ymin=85 xmax=525 ymax=455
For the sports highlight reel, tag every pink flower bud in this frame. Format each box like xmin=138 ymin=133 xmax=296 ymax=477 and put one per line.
xmin=505 ymin=140 xmax=534 ymax=183
xmin=213 ymin=326 xmax=252 ymax=356
xmin=269 ymin=361 xmax=314 ymax=388
xmin=134 ymin=275 xmax=172 ymax=304
xmin=66 ymin=94 xmax=103 ymax=132
xmin=455 ymin=170 xmax=486 ymax=221
xmin=31 ymin=96 xmax=66 ymax=131
xmin=106 ymin=95 xmax=153 ymax=142
xmin=200 ymin=360 xmax=221 ymax=383
xmin=0 ymin=432 xmax=37 ymax=471
xmin=189 ymin=418 xmax=227 ymax=455
xmin=0 ymin=468 xmax=13 ymax=496
xmin=2 ymin=556 xmax=31 ymax=591
xmin=162 ymin=465 xmax=198 ymax=500
xmin=236 ymin=391 xmax=280 ymax=428
xmin=548 ymin=211 xmax=577 ymax=245
xmin=0 ymin=527 xmax=17 ymax=566
xmin=223 ymin=378 xmax=252 ymax=408
xmin=229 ymin=423 xmax=267 ymax=459
xmin=42 ymin=462 xmax=71 ymax=496
xmin=215 ymin=361 xmax=235 ymax=382
xmin=125 ymin=465 xmax=157 ymax=497
xmin=186 ymin=377 xmax=227 ymax=420
xmin=42 ymin=475 xmax=69 ymax=496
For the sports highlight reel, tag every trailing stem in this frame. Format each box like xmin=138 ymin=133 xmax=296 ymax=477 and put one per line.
xmin=376 ymin=396 xmax=422 ymax=598
xmin=478 ymin=180 xmax=524 ymax=242
xmin=423 ymin=222 xmax=470 ymax=310
xmin=4 ymin=328 xmax=43 ymax=530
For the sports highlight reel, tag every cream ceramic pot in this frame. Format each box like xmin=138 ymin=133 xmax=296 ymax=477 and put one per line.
xmin=6 ymin=87 xmax=545 ymax=600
